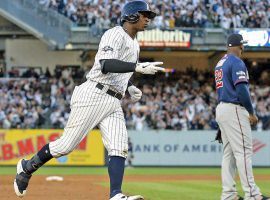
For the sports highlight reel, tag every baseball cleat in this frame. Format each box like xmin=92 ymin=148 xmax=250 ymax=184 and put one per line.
xmin=261 ymin=195 xmax=270 ymax=200
xmin=14 ymin=159 xmax=32 ymax=198
xmin=110 ymin=193 xmax=144 ymax=200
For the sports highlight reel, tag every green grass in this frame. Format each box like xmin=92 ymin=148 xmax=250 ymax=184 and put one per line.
xmin=0 ymin=166 xmax=223 ymax=175
xmin=1 ymin=166 xmax=269 ymax=175
xmin=2 ymin=167 xmax=270 ymax=199
xmin=123 ymin=181 xmax=222 ymax=200
xmin=100 ymin=180 xmax=222 ymax=200
xmin=0 ymin=166 xmax=108 ymax=175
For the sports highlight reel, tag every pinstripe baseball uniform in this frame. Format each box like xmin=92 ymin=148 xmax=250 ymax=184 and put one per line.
xmin=49 ymin=26 xmax=139 ymax=158
xmin=14 ymin=1 xmax=162 ymax=199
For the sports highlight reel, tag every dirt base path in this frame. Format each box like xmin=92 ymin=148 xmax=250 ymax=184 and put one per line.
xmin=2 ymin=174 xmax=270 ymax=200
xmin=2 ymin=175 xmax=109 ymax=200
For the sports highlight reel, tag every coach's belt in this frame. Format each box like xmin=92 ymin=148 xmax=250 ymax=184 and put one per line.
xmin=96 ymin=83 xmax=123 ymax=100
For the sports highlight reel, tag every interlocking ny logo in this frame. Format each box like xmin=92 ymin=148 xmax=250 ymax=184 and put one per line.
xmin=253 ymin=139 xmax=266 ymax=153
xmin=102 ymin=46 xmax=114 ymax=52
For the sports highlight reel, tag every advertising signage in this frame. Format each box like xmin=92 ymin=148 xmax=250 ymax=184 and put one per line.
xmin=237 ymin=29 xmax=270 ymax=47
xmin=0 ymin=129 xmax=105 ymax=166
xmin=137 ymin=29 xmax=192 ymax=48
xmin=128 ymin=131 xmax=270 ymax=166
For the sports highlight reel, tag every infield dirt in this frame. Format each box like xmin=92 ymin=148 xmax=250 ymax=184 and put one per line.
xmin=2 ymin=175 xmax=270 ymax=200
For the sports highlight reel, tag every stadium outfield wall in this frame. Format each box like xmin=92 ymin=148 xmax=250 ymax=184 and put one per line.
xmin=128 ymin=131 xmax=270 ymax=167
xmin=0 ymin=130 xmax=269 ymax=167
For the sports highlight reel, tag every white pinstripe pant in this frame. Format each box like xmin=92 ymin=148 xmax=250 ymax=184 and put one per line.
xmin=49 ymin=80 xmax=128 ymax=158
xmin=216 ymin=102 xmax=261 ymax=200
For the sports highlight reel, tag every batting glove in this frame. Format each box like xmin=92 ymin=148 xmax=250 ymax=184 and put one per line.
xmin=135 ymin=62 xmax=164 ymax=74
xmin=128 ymin=85 xmax=142 ymax=102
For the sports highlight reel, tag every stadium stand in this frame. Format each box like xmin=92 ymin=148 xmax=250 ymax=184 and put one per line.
xmin=39 ymin=0 xmax=270 ymax=29
xmin=0 ymin=67 xmax=269 ymax=130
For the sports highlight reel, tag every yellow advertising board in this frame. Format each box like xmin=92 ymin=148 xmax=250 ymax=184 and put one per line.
xmin=0 ymin=129 xmax=105 ymax=166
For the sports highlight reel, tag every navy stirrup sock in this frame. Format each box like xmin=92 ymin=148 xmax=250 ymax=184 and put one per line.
xmin=108 ymin=156 xmax=125 ymax=198
xmin=24 ymin=144 xmax=53 ymax=175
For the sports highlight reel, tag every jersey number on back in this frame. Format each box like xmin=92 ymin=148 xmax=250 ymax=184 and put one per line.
xmin=215 ymin=69 xmax=223 ymax=89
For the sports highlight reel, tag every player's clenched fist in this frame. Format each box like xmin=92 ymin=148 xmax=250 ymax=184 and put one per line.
xmin=135 ymin=62 xmax=164 ymax=74
xmin=128 ymin=85 xmax=142 ymax=102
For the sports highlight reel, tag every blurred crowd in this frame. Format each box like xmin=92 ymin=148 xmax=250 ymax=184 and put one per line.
xmin=0 ymin=66 xmax=270 ymax=131
xmin=123 ymin=69 xmax=270 ymax=131
xmin=0 ymin=67 xmax=84 ymax=129
xmin=39 ymin=0 xmax=270 ymax=29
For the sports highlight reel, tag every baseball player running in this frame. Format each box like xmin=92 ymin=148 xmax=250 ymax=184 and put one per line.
xmin=14 ymin=1 xmax=163 ymax=200
xmin=215 ymin=33 xmax=269 ymax=200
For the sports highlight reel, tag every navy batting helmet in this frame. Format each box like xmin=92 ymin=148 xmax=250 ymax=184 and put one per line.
xmin=121 ymin=0 xmax=157 ymax=24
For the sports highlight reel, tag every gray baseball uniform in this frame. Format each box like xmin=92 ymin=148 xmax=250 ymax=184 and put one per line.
xmin=215 ymin=53 xmax=261 ymax=200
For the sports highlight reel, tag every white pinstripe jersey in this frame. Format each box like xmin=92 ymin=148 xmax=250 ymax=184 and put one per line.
xmin=86 ymin=26 xmax=140 ymax=94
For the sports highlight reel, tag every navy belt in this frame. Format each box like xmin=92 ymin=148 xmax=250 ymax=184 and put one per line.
xmin=231 ymin=102 xmax=242 ymax=106
xmin=220 ymin=101 xmax=243 ymax=106
xmin=96 ymin=83 xmax=122 ymax=100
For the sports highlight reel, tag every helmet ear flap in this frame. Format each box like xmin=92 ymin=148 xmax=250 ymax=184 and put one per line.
xmin=121 ymin=13 xmax=140 ymax=24
xmin=127 ymin=13 xmax=140 ymax=23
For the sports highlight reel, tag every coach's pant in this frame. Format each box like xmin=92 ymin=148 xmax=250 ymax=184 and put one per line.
xmin=216 ymin=102 xmax=261 ymax=200
xmin=49 ymin=80 xmax=128 ymax=158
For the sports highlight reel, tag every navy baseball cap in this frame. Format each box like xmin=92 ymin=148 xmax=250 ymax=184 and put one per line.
xmin=227 ymin=33 xmax=247 ymax=47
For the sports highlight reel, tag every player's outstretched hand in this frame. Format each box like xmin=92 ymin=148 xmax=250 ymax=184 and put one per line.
xmin=135 ymin=62 xmax=164 ymax=74
xmin=249 ymin=114 xmax=258 ymax=126
xmin=128 ymin=85 xmax=142 ymax=102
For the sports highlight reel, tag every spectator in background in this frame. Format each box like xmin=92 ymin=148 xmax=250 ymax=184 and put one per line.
xmin=39 ymin=0 xmax=269 ymax=29
xmin=44 ymin=67 xmax=52 ymax=78
xmin=0 ymin=66 xmax=269 ymax=130
xmin=126 ymin=137 xmax=135 ymax=167
xmin=22 ymin=68 xmax=39 ymax=79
